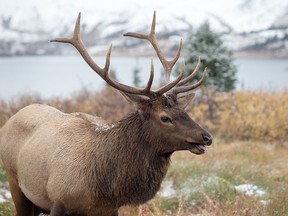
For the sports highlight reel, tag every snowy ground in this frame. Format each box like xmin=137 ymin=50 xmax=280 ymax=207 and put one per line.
xmin=160 ymin=176 xmax=268 ymax=205
xmin=0 ymin=188 xmax=11 ymax=203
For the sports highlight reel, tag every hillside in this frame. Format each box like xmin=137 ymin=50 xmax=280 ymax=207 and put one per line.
xmin=1 ymin=0 xmax=288 ymax=57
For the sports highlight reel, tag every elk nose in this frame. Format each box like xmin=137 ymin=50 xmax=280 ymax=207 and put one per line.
xmin=202 ymin=133 xmax=213 ymax=145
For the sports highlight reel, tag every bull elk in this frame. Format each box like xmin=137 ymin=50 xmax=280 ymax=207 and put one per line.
xmin=0 ymin=12 xmax=212 ymax=216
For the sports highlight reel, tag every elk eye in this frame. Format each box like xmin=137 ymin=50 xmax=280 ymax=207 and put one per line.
xmin=160 ymin=116 xmax=172 ymax=123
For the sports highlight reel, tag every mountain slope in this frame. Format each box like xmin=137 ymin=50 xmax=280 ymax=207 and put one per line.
xmin=1 ymin=0 xmax=288 ymax=57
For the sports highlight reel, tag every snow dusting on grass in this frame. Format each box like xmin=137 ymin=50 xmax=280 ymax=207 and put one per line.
xmin=234 ymin=184 xmax=266 ymax=197
xmin=159 ymin=181 xmax=177 ymax=198
xmin=0 ymin=188 xmax=11 ymax=203
xmin=159 ymin=177 xmax=268 ymax=203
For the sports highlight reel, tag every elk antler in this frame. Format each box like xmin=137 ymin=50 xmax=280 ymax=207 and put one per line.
xmin=50 ymin=12 xmax=206 ymax=99
xmin=50 ymin=12 xmax=185 ymax=99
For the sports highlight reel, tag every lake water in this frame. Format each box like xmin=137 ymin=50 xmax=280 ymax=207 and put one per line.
xmin=0 ymin=56 xmax=287 ymax=100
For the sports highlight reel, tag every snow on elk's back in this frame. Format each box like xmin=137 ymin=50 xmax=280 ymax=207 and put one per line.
xmin=95 ymin=123 xmax=114 ymax=132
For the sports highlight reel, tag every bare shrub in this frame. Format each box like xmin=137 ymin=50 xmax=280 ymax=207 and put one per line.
xmin=188 ymin=89 xmax=288 ymax=142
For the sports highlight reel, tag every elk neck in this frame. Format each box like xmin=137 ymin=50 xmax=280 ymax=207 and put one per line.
xmin=87 ymin=110 xmax=171 ymax=207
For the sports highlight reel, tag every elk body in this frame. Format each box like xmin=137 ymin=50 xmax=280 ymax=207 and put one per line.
xmin=0 ymin=12 xmax=212 ymax=216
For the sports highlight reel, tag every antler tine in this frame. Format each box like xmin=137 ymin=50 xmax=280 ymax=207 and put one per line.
xmin=176 ymin=57 xmax=201 ymax=87
xmin=172 ymin=67 xmax=207 ymax=95
xmin=156 ymin=63 xmax=185 ymax=95
xmin=124 ymin=11 xmax=182 ymax=82
xmin=144 ymin=58 xmax=155 ymax=93
xmin=51 ymin=12 xmax=109 ymax=78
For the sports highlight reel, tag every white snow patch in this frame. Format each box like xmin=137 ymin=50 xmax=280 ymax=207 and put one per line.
xmin=4 ymin=191 xmax=12 ymax=199
xmin=160 ymin=181 xmax=177 ymax=198
xmin=234 ymin=184 xmax=266 ymax=197
xmin=0 ymin=195 xmax=6 ymax=203
xmin=0 ymin=188 xmax=12 ymax=203
xmin=259 ymin=199 xmax=270 ymax=205
xmin=95 ymin=123 xmax=114 ymax=132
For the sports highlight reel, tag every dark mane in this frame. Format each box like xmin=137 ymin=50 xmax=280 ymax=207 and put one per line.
xmin=88 ymin=111 xmax=170 ymax=207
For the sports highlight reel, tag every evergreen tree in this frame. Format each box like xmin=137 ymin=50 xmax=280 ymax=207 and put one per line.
xmin=177 ymin=22 xmax=237 ymax=92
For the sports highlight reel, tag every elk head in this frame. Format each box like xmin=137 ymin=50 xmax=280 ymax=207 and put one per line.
xmin=51 ymin=11 xmax=212 ymax=155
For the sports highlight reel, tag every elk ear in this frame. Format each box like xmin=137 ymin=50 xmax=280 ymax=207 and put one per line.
xmin=177 ymin=92 xmax=195 ymax=109
xmin=120 ymin=92 xmax=148 ymax=106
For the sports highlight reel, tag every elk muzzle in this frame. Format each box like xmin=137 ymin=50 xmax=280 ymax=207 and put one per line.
xmin=186 ymin=132 xmax=213 ymax=155
xmin=202 ymin=132 xmax=213 ymax=145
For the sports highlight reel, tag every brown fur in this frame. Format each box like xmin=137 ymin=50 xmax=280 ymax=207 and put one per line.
xmin=0 ymin=94 xmax=212 ymax=216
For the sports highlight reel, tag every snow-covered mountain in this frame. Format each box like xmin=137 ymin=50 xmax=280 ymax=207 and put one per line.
xmin=1 ymin=0 xmax=288 ymax=57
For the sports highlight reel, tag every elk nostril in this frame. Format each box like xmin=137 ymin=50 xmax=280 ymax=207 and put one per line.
xmin=202 ymin=134 xmax=213 ymax=145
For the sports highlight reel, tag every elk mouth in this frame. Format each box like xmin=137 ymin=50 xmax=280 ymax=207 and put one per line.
xmin=185 ymin=141 xmax=207 ymax=155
